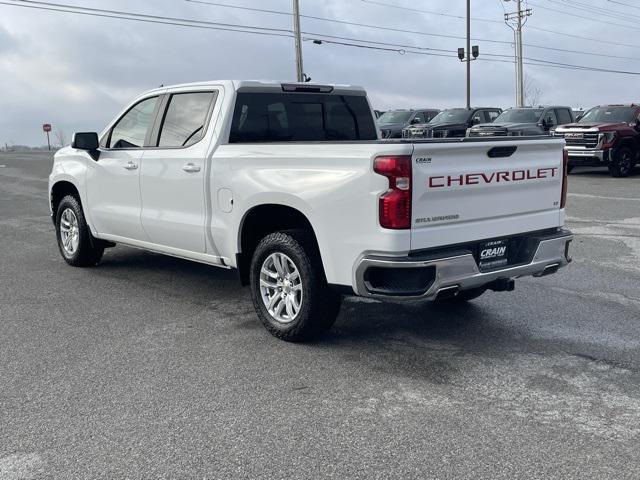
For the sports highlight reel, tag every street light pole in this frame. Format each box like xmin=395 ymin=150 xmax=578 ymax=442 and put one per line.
xmin=292 ymin=0 xmax=304 ymax=82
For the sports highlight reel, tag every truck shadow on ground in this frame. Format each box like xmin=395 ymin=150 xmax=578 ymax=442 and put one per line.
xmin=77 ymin=246 xmax=596 ymax=386
xmin=96 ymin=247 xmax=528 ymax=359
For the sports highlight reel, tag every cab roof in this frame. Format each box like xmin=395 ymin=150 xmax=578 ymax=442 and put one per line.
xmin=143 ymin=80 xmax=367 ymax=96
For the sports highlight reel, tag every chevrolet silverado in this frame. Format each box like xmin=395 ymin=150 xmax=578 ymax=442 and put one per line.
xmin=49 ymin=81 xmax=573 ymax=341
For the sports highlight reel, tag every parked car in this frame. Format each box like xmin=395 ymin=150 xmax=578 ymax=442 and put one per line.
xmin=403 ymin=107 xmax=502 ymax=139
xmin=49 ymin=80 xmax=572 ymax=342
xmin=377 ymin=108 xmax=440 ymax=138
xmin=554 ymin=104 xmax=640 ymax=177
xmin=467 ymin=106 xmax=574 ymax=137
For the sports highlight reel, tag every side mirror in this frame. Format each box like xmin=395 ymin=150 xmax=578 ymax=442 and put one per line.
xmin=72 ymin=132 xmax=100 ymax=160
xmin=540 ymin=119 xmax=549 ymax=130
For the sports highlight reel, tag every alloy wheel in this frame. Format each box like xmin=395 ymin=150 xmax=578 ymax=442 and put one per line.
xmin=259 ymin=252 xmax=303 ymax=323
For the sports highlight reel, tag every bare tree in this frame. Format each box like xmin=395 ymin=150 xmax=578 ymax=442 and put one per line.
xmin=54 ymin=129 xmax=67 ymax=148
xmin=524 ymin=74 xmax=543 ymax=107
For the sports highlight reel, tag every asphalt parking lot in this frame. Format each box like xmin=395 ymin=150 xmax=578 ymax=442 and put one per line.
xmin=1 ymin=151 xmax=639 ymax=479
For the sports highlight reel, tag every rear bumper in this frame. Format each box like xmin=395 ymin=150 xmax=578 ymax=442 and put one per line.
xmin=354 ymin=229 xmax=573 ymax=300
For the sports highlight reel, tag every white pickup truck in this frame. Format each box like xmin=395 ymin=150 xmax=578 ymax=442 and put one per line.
xmin=49 ymin=80 xmax=572 ymax=341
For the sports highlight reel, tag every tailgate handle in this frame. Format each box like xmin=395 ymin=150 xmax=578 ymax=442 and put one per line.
xmin=487 ymin=146 xmax=518 ymax=158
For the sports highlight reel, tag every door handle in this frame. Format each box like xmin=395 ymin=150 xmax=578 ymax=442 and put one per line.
xmin=124 ymin=161 xmax=138 ymax=170
xmin=182 ymin=163 xmax=201 ymax=173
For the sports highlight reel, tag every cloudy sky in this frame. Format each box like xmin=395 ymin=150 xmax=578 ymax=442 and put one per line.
xmin=1 ymin=0 xmax=639 ymax=146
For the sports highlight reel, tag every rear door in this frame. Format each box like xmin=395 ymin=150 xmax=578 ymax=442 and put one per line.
xmin=139 ymin=90 xmax=218 ymax=253
xmin=410 ymin=139 xmax=565 ymax=250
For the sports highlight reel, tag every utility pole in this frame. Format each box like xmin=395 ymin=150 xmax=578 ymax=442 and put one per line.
xmin=292 ymin=0 xmax=304 ymax=82
xmin=504 ymin=0 xmax=532 ymax=107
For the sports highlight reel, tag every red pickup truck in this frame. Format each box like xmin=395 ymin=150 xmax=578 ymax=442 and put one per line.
xmin=554 ymin=104 xmax=640 ymax=177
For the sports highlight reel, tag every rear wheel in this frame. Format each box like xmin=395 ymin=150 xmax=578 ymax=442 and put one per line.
xmin=608 ymin=146 xmax=635 ymax=177
xmin=249 ymin=230 xmax=341 ymax=342
xmin=55 ymin=195 xmax=104 ymax=267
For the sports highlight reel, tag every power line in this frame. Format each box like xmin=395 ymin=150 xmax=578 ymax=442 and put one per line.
xmin=308 ymin=35 xmax=640 ymax=75
xmin=186 ymin=0 xmax=640 ymax=58
xmin=5 ymin=0 xmax=640 ymax=78
xmin=607 ymin=0 xmax=640 ymax=10
xmin=359 ymin=0 xmax=502 ymax=24
xmin=305 ymin=34 xmax=640 ymax=76
xmin=525 ymin=24 xmax=640 ymax=50
xmin=552 ymin=0 xmax=640 ymax=23
xmin=186 ymin=0 xmax=515 ymax=47
xmin=527 ymin=1 xmax=638 ymax=30
xmin=1 ymin=0 xmax=294 ymax=36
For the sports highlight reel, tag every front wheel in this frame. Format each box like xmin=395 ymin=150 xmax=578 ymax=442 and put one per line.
xmin=608 ymin=146 xmax=635 ymax=178
xmin=249 ymin=230 xmax=341 ymax=342
xmin=55 ymin=195 xmax=104 ymax=267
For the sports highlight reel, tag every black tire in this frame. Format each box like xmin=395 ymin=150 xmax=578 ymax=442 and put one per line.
xmin=435 ymin=287 xmax=486 ymax=304
xmin=608 ymin=146 xmax=635 ymax=178
xmin=249 ymin=230 xmax=341 ymax=342
xmin=55 ymin=195 xmax=104 ymax=267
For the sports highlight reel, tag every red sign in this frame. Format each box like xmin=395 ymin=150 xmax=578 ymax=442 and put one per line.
xmin=43 ymin=123 xmax=52 ymax=133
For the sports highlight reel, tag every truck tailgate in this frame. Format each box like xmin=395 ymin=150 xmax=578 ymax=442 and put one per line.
xmin=410 ymin=139 xmax=566 ymax=251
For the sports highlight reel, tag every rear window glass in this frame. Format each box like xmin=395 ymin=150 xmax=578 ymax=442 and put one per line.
xmin=229 ymin=92 xmax=377 ymax=143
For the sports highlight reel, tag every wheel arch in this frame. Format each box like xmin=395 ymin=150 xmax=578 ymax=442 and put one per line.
xmin=50 ymin=179 xmax=82 ymax=221
xmin=236 ymin=203 xmax=323 ymax=286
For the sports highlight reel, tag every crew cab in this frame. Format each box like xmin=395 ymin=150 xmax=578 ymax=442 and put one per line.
xmin=377 ymin=108 xmax=440 ymax=138
xmin=403 ymin=107 xmax=502 ymax=139
xmin=49 ymin=80 xmax=572 ymax=342
xmin=467 ymin=106 xmax=574 ymax=137
xmin=554 ymin=104 xmax=640 ymax=177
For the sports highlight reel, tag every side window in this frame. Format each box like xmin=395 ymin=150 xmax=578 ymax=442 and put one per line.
xmin=109 ymin=96 xmax=158 ymax=149
xmin=555 ymin=108 xmax=573 ymax=125
xmin=544 ymin=109 xmax=559 ymax=128
xmin=471 ymin=111 xmax=484 ymax=125
xmin=158 ymin=92 xmax=215 ymax=148
xmin=488 ymin=110 xmax=501 ymax=122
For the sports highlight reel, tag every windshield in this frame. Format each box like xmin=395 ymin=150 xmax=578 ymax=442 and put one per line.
xmin=429 ymin=109 xmax=470 ymax=124
xmin=579 ymin=106 xmax=637 ymax=124
xmin=377 ymin=110 xmax=412 ymax=124
xmin=495 ymin=109 xmax=543 ymax=124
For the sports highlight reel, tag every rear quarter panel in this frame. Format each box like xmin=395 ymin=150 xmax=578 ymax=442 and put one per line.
xmin=210 ymin=142 xmax=414 ymax=286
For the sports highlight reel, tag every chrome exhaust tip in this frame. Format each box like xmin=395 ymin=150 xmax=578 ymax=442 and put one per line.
xmin=435 ymin=285 xmax=460 ymax=300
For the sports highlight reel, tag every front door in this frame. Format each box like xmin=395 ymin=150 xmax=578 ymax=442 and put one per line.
xmin=139 ymin=90 xmax=217 ymax=253
xmin=86 ymin=95 xmax=160 ymax=240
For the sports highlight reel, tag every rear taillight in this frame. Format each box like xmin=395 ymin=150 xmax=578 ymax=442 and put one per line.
xmin=373 ymin=155 xmax=412 ymax=229
xmin=561 ymin=149 xmax=569 ymax=209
